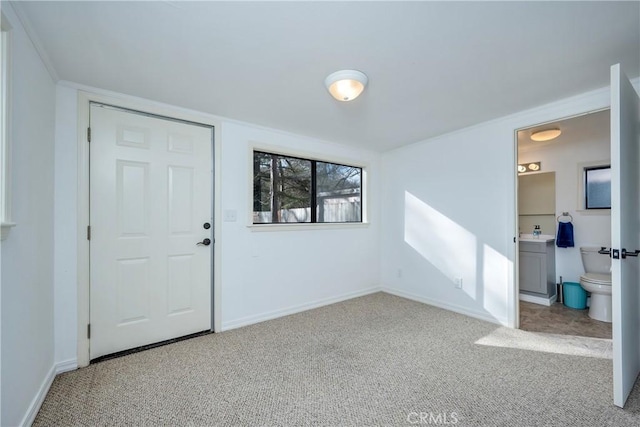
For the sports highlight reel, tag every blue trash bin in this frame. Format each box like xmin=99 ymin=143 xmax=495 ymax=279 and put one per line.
xmin=563 ymin=282 xmax=587 ymax=309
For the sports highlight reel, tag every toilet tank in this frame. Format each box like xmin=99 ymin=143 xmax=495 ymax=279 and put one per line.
xmin=580 ymin=247 xmax=612 ymax=274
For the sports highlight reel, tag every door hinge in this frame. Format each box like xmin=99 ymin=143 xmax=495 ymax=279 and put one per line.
xmin=87 ymin=324 xmax=91 ymax=339
xmin=87 ymin=225 xmax=91 ymax=241
xmin=87 ymin=127 xmax=91 ymax=142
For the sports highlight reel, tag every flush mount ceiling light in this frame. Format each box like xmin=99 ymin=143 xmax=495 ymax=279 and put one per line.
xmin=325 ymin=70 xmax=368 ymax=102
xmin=531 ymin=128 xmax=562 ymax=142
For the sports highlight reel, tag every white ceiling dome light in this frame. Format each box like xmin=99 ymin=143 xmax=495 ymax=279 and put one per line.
xmin=531 ymin=128 xmax=562 ymax=142
xmin=325 ymin=70 xmax=368 ymax=102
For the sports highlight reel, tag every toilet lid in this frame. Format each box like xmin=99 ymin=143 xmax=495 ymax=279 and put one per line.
xmin=580 ymin=273 xmax=612 ymax=285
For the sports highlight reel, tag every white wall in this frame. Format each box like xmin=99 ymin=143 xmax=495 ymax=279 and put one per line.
xmin=0 ymin=3 xmax=56 ymax=426
xmin=53 ymin=84 xmax=381 ymax=362
xmin=518 ymin=113 xmax=611 ymax=284
xmin=379 ymin=83 xmax=630 ymax=327
xmin=219 ymin=122 xmax=380 ymax=329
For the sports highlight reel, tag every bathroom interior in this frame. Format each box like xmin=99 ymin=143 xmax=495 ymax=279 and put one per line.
xmin=517 ymin=109 xmax=612 ymax=339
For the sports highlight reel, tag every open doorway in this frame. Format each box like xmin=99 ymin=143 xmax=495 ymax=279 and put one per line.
xmin=516 ymin=109 xmax=612 ymax=339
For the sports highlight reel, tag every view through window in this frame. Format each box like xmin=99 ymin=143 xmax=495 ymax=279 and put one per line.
xmin=253 ymin=151 xmax=362 ymax=224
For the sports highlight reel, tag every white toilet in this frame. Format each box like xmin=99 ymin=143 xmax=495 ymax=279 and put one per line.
xmin=579 ymin=246 xmax=612 ymax=323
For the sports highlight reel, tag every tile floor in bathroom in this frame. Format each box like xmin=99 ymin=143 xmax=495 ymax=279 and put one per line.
xmin=519 ymin=301 xmax=612 ymax=339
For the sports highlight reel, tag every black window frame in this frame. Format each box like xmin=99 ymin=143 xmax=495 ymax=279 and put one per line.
xmin=584 ymin=165 xmax=611 ymax=210
xmin=252 ymin=150 xmax=363 ymax=224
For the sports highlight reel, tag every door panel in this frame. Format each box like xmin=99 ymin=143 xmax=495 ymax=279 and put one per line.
xmin=90 ymin=104 xmax=213 ymax=359
xmin=611 ymin=64 xmax=640 ymax=407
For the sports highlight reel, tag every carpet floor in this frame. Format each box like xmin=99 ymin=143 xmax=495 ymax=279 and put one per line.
xmin=34 ymin=293 xmax=640 ymax=426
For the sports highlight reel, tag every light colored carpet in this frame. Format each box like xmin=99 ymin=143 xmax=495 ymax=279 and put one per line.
xmin=35 ymin=293 xmax=640 ymax=426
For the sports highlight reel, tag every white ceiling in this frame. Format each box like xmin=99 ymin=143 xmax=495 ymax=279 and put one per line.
xmin=517 ymin=109 xmax=610 ymax=153
xmin=16 ymin=1 xmax=640 ymax=152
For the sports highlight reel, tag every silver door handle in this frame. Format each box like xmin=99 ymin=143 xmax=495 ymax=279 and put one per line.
xmin=197 ymin=238 xmax=211 ymax=246
xmin=598 ymin=247 xmax=611 ymax=256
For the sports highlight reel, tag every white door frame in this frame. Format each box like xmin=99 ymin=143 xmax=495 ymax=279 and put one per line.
xmin=507 ymin=80 xmax=640 ymax=329
xmin=508 ymin=94 xmax=610 ymax=329
xmin=511 ymin=107 xmax=610 ymax=329
xmin=76 ymin=90 xmax=223 ymax=367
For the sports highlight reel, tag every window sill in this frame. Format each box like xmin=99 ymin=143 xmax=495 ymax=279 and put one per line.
xmin=576 ymin=209 xmax=611 ymax=216
xmin=1 ymin=222 xmax=16 ymax=241
xmin=247 ymin=222 xmax=370 ymax=232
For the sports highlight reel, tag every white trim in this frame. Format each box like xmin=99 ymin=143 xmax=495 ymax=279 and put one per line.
xmin=222 ymin=287 xmax=381 ymax=331
xmin=519 ymin=292 xmax=558 ymax=307
xmin=76 ymin=90 xmax=223 ymax=367
xmin=575 ymin=209 xmax=612 ymax=216
xmin=17 ymin=358 xmax=77 ymax=427
xmin=19 ymin=364 xmax=55 ymax=427
xmin=8 ymin=1 xmax=59 ymax=82
xmin=1 ymin=13 xmax=14 ymax=239
xmin=55 ymin=358 xmax=78 ymax=374
xmin=381 ymin=286 xmax=506 ymax=326
xmin=76 ymin=92 xmax=90 ymax=367
xmin=511 ymin=127 xmax=519 ymax=329
xmin=510 ymin=93 xmax=615 ymax=332
xmin=247 ymin=141 xmax=370 ymax=226
xmin=247 ymin=222 xmax=370 ymax=232
xmin=250 ymin=142 xmax=369 ymax=169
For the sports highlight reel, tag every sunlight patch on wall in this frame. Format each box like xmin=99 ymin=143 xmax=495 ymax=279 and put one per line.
xmin=404 ymin=191 xmax=477 ymax=299
xmin=482 ymin=244 xmax=511 ymax=320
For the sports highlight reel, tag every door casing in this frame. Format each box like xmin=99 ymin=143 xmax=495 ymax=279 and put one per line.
xmin=511 ymin=107 xmax=610 ymax=329
xmin=76 ymin=90 xmax=223 ymax=367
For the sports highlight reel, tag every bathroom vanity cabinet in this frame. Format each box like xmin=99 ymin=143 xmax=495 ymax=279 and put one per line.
xmin=519 ymin=237 xmax=556 ymax=299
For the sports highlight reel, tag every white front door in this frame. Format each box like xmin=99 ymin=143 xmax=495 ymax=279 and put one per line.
xmin=611 ymin=64 xmax=640 ymax=407
xmin=89 ymin=104 xmax=213 ymax=360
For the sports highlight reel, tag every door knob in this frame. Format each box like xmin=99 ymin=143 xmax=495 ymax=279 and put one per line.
xmin=197 ymin=238 xmax=211 ymax=246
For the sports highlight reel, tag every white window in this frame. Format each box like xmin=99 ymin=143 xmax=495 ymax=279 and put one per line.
xmin=252 ymin=150 xmax=363 ymax=224
xmin=576 ymin=160 xmax=611 ymax=212
xmin=584 ymin=165 xmax=611 ymax=210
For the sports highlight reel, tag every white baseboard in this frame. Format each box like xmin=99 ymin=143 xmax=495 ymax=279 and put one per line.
xmin=381 ymin=286 xmax=507 ymax=326
xmin=20 ymin=365 xmax=55 ymax=427
xmin=221 ymin=286 xmax=382 ymax=331
xmin=19 ymin=358 xmax=77 ymax=427
xmin=55 ymin=358 xmax=78 ymax=374
xmin=519 ymin=292 xmax=557 ymax=306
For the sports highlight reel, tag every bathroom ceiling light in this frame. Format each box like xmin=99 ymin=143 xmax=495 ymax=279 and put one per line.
xmin=531 ymin=128 xmax=562 ymax=142
xmin=325 ymin=70 xmax=368 ymax=102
